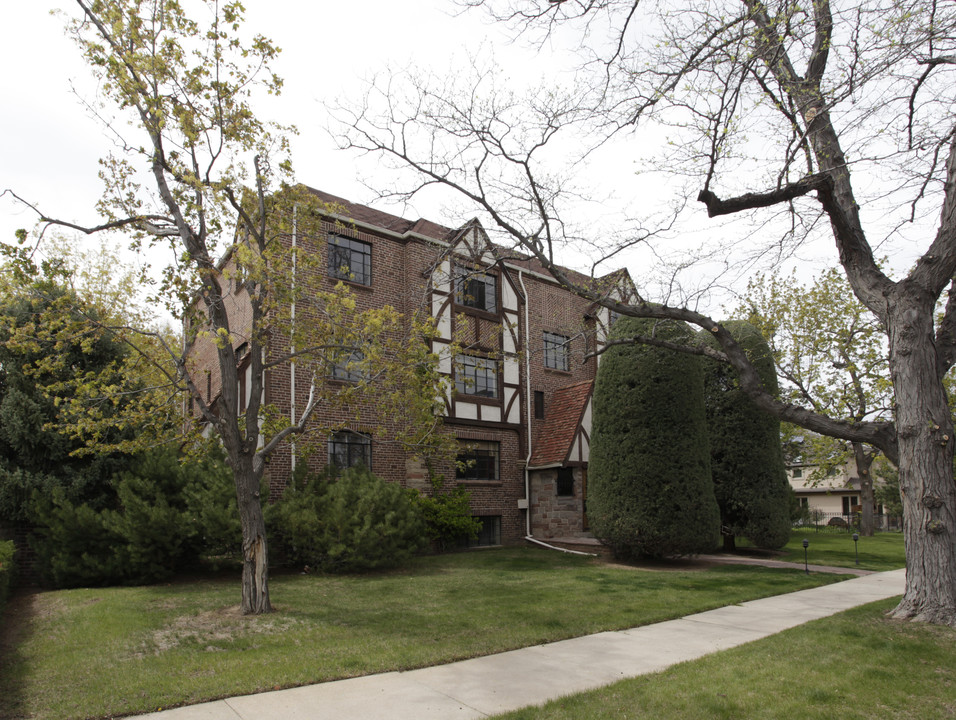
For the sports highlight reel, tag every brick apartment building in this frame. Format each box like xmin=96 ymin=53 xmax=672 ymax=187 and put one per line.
xmin=191 ymin=188 xmax=634 ymax=545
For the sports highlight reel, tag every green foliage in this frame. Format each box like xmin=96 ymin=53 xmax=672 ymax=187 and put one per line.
xmin=699 ymin=321 xmax=791 ymax=549
xmin=27 ymin=446 xmax=237 ymax=587
xmin=408 ymin=484 xmax=481 ymax=550
xmin=0 ymin=540 xmax=15 ymax=611
xmin=267 ymin=466 xmax=425 ymax=572
xmin=588 ymin=316 xmax=720 ymax=558
xmin=0 ymin=283 xmax=140 ymax=522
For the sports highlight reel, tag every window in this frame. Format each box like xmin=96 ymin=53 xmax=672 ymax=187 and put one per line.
xmin=470 ymin=515 xmax=501 ymax=546
xmin=609 ymin=310 xmax=621 ymax=326
xmin=455 ymin=265 xmax=497 ymax=313
xmin=543 ymin=332 xmax=570 ymax=371
xmin=329 ymin=430 xmax=371 ymax=471
xmin=331 ymin=349 xmax=365 ymax=382
xmin=328 ymin=235 xmax=371 ymax=285
xmin=456 ymin=441 xmax=499 ymax=481
xmin=455 ymin=355 xmax=498 ymax=398
xmin=534 ymin=390 xmax=545 ymax=420
xmin=792 ymin=468 xmax=803 ymax=479
xmin=556 ymin=467 xmax=574 ymax=497
xmin=799 ymin=497 xmax=809 ymax=509
xmin=842 ymin=496 xmax=859 ymax=515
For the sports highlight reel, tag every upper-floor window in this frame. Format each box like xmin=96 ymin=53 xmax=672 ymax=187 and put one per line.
xmin=329 ymin=430 xmax=371 ymax=471
xmin=331 ymin=349 xmax=366 ymax=383
xmin=328 ymin=235 xmax=372 ymax=285
xmin=455 ymin=355 xmax=498 ymax=398
xmin=455 ymin=264 xmax=497 ymax=313
xmin=792 ymin=468 xmax=803 ymax=479
xmin=543 ymin=332 xmax=570 ymax=371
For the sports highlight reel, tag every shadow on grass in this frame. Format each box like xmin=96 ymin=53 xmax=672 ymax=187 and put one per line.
xmin=0 ymin=589 xmax=40 ymax=720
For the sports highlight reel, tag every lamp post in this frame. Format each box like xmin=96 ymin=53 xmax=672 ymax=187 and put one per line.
xmin=852 ymin=533 xmax=859 ymax=565
xmin=802 ymin=538 xmax=809 ymax=575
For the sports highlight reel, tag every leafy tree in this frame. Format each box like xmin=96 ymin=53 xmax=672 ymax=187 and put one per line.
xmin=700 ymin=320 xmax=790 ymax=551
xmin=0 ymin=275 xmax=140 ymax=523
xmin=5 ymin=1 xmax=452 ymax=613
xmin=589 ymin=316 xmax=719 ymax=558
xmin=735 ymin=268 xmax=894 ymax=536
xmin=339 ymin=0 xmax=956 ymax=625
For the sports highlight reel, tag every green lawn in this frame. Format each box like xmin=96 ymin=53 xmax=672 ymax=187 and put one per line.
xmin=0 ymin=547 xmax=842 ymax=720
xmin=493 ymin=598 xmax=956 ymax=720
xmin=775 ymin=529 xmax=906 ymax=571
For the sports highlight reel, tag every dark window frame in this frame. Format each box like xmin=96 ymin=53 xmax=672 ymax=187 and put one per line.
xmin=456 ymin=441 xmax=499 ymax=482
xmin=454 ymin=264 xmax=498 ymax=314
xmin=533 ymin=390 xmax=545 ymax=420
xmin=543 ymin=331 xmax=571 ymax=371
xmin=329 ymin=430 xmax=372 ymax=471
xmin=455 ymin=354 xmax=499 ymax=398
xmin=331 ymin=349 xmax=366 ymax=383
xmin=328 ymin=234 xmax=372 ymax=286
xmin=556 ymin=467 xmax=575 ymax=497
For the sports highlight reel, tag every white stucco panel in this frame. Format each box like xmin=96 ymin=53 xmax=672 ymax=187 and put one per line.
xmin=507 ymin=399 xmax=521 ymax=424
xmin=502 ymin=281 xmax=518 ymax=312
xmin=456 ymin=402 xmax=478 ymax=420
xmin=503 ymin=356 xmax=520 ymax=385
xmin=482 ymin=405 xmax=502 ymax=423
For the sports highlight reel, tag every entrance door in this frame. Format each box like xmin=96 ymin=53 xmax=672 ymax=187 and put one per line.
xmin=582 ymin=468 xmax=589 ymax=531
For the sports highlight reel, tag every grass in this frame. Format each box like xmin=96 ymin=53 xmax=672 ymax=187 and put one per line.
xmin=492 ymin=598 xmax=956 ymax=720
xmin=0 ymin=547 xmax=843 ymax=720
xmin=773 ymin=529 xmax=906 ymax=571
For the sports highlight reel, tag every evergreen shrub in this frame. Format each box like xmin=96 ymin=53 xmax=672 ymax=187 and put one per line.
xmin=0 ymin=540 xmax=15 ymax=611
xmin=28 ymin=446 xmax=237 ymax=587
xmin=267 ymin=465 xmax=425 ymax=572
xmin=588 ymin=316 xmax=720 ymax=558
xmin=700 ymin=320 xmax=791 ymax=549
xmin=408 ymin=484 xmax=480 ymax=550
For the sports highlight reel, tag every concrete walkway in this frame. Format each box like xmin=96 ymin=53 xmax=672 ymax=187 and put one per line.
xmin=133 ymin=568 xmax=906 ymax=720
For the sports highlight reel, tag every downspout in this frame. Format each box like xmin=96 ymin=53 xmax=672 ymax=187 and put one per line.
xmin=518 ymin=269 xmax=533 ymax=539
xmin=290 ymin=205 xmax=297 ymax=475
xmin=518 ymin=269 xmax=596 ymax=558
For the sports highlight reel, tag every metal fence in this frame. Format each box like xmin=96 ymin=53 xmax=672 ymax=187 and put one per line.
xmin=793 ymin=510 xmax=903 ymax=533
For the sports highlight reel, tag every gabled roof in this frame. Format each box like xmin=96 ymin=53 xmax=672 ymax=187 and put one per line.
xmin=305 ymin=188 xmax=633 ymax=299
xmin=529 ymin=381 xmax=594 ymax=468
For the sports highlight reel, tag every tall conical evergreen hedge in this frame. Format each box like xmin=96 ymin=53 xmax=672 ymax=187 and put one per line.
xmin=588 ymin=316 xmax=720 ymax=558
xmin=700 ymin=320 xmax=791 ymax=550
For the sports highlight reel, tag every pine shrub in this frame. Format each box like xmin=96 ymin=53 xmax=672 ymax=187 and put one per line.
xmin=267 ymin=465 xmax=425 ymax=572
xmin=700 ymin=320 xmax=791 ymax=550
xmin=588 ymin=316 xmax=720 ymax=558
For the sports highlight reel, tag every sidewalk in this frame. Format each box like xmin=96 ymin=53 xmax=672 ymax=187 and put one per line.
xmin=133 ymin=568 xmax=906 ymax=720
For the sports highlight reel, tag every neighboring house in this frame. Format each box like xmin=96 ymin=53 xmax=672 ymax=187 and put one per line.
xmin=189 ymin=188 xmax=633 ymax=545
xmin=787 ymin=457 xmax=890 ymax=527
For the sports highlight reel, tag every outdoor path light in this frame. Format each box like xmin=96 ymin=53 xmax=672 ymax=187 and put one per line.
xmin=802 ymin=538 xmax=809 ymax=575
xmin=853 ymin=533 xmax=859 ymax=565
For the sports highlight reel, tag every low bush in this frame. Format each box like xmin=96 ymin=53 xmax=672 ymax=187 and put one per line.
xmin=28 ymin=446 xmax=237 ymax=587
xmin=408 ymin=485 xmax=480 ymax=551
xmin=267 ymin=465 xmax=425 ymax=572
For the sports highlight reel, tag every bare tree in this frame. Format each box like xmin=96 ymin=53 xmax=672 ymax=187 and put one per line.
xmin=336 ymin=0 xmax=956 ymax=625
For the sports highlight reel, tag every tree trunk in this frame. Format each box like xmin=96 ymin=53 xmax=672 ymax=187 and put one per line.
xmin=722 ymin=533 xmax=736 ymax=552
xmin=853 ymin=443 xmax=876 ymax=537
xmin=235 ymin=453 xmax=272 ymax=615
xmin=886 ymin=290 xmax=956 ymax=626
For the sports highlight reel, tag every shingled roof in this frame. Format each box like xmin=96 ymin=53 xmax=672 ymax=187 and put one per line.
xmin=529 ymin=380 xmax=594 ymax=468
xmin=305 ymin=187 xmax=633 ymax=299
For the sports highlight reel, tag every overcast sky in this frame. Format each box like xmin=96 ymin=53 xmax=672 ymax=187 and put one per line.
xmin=3 ymin=1 xmax=913 ymax=310
xmin=0 ymin=2 xmax=559 ymax=249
